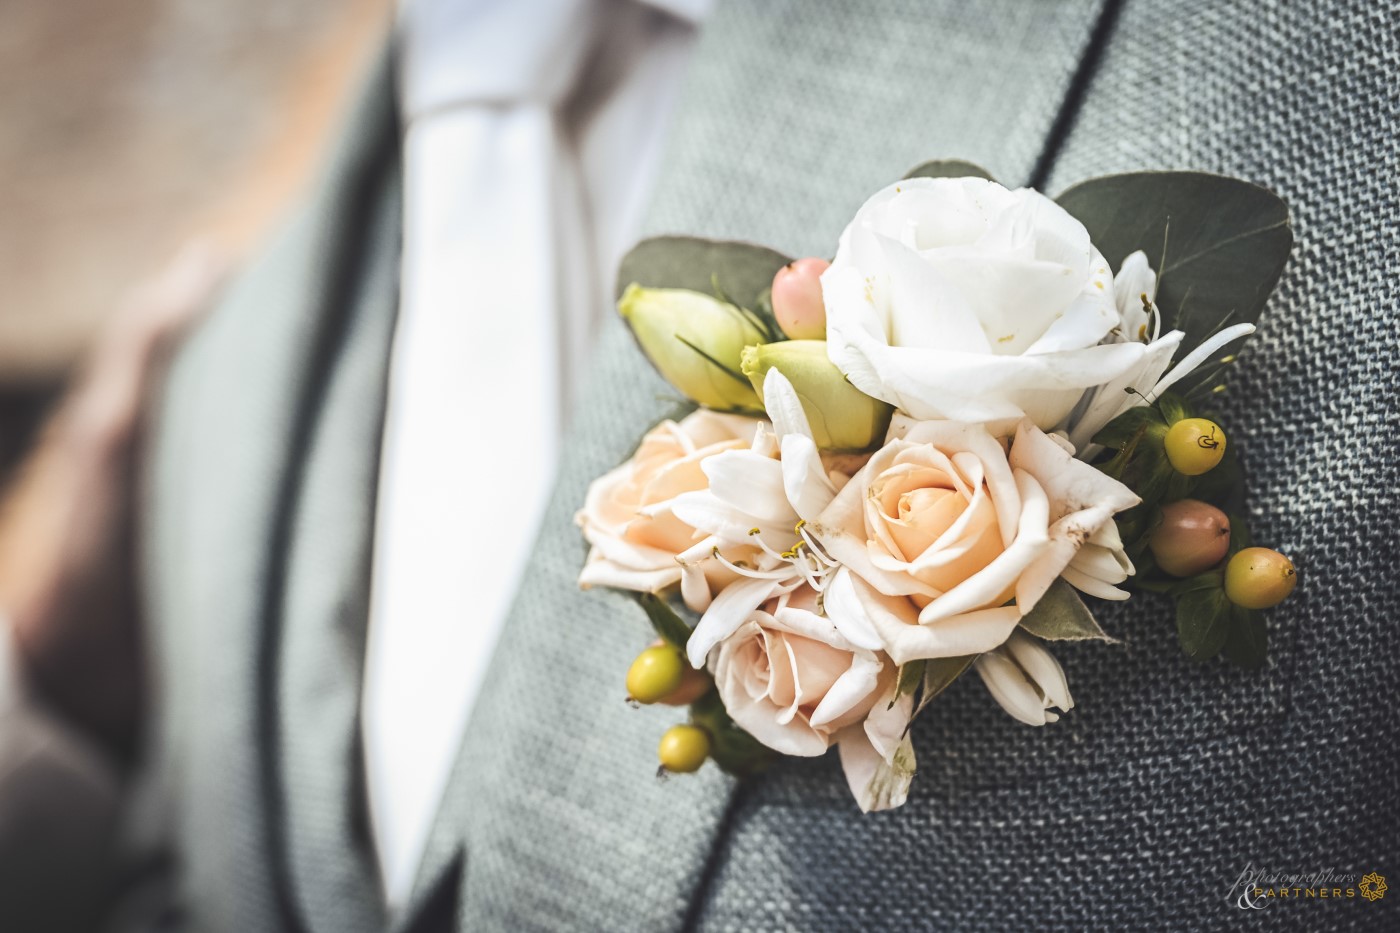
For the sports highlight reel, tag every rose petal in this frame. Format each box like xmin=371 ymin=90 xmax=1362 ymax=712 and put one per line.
xmin=687 ymin=576 xmax=787 ymax=668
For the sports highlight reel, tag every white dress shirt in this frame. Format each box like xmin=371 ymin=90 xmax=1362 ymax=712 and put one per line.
xmin=362 ymin=0 xmax=707 ymax=908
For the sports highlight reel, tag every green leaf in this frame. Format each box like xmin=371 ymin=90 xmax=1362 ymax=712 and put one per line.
xmin=1156 ymin=391 xmax=1193 ymax=427
xmin=690 ymin=690 xmax=775 ymax=777
xmin=903 ymin=159 xmax=997 ymax=182
xmin=1173 ymin=570 xmax=1225 ymax=596
xmin=1056 ymin=171 xmax=1292 ymax=361
xmin=1221 ymin=606 xmax=1268 ymax=669
xmin=1092 ymin=403 xmax=1166 ymax=451
xmin=637 ymin=593 xmax=693 ymax=650
xmin=914 ymin=655 xmax=976 ymax=719
xmin=895 ymin=660 xmax=927 ymax=700
xmin=615 ymin=236 xmax=793 ymax=337
xmin=1191 ymin=442 xmax=1246 ymax=513
xmin=1175 ymin=581 xmax=1231 ymax=661
xmin=1018 ymin=580 xmax=1116 ymax=642
xmin=1226 ymin=514 xmax=1253 ymax=559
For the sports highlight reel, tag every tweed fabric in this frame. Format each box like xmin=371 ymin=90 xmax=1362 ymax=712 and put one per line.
xmin=128 ymin=53 xmax=399 ymax=933
xmin=123 ymin=0 xmax=1400 ymax=931
xmin=273 ymin=168 xmax=399 ymax=933
xmin=687 ymin=1 xmax=1400 ymax=931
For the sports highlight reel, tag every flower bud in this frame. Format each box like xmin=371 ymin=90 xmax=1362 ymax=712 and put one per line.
xmin=626 ymin=645 xmax=684 ymax=704
xmin=1149 ymin=499 xmax=1231 ymax=577
xmin=740 ymin=340 xmax=892 ymax=451
xmin=771 ymin=257 xmax=830 ymax=339
xmin=617 ymin=283 xmax=767 ymax=412
xmin=658 ymin=724 xmax=710 ymax=773
xmin=1225 ymin=547 xmax=1297 ymax=609
xmin=1164 ymin=417 xmax=1226 ymax=476
xmin=974 ymin=631 xmax=1073 ymax=726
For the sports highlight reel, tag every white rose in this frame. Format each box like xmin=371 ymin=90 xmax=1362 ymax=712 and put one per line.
xmin=822 ymin=176 xmax=1166 ymax=429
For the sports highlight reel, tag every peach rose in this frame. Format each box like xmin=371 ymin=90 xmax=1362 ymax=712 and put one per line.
xmin=576 ymin=410 xmax=759 ymax=610
xmin=818 ymin=417 xmax=1138 ymax=665
xmin=712 ymin=586 xmax=892 ymax=755
xmin=712 ymin=585 xmax=916 ymax=811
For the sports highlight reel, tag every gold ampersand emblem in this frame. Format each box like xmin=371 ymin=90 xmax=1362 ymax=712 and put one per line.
xmin=1359 ymin=872 xmax=1388 ymax=902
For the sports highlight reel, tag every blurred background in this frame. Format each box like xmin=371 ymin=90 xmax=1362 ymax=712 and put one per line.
xmin=0 ymin=0 xmax=391 ymax=476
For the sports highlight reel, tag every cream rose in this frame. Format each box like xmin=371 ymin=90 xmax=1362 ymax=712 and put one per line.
xmin=822 ymin=176 xmax=1164 ymax=429
xmin=817 ymin=417 xmax=1139 ymax=665
xmin=712 ymin=586 xmax=893 ymax=756
xmin=576 ymin=410 xmax=758 ymax=610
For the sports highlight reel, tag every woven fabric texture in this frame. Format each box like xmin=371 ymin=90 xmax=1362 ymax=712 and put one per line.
xmin=687 ymin=0 xmax=1400 ymax=929
xmin=126 ymin=0 xmax=1400 ymax=930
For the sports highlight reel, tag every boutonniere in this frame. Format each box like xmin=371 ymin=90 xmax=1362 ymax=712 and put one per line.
xmin=576 ymin=161 xmax=1295 ymax=811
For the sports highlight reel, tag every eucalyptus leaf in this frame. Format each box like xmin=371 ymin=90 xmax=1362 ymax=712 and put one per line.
xmin=1175 ymin=584 xmax=1231 ymax=661
xmin=914 ymin=654 xmax=976 ymax=719
xmin=1019 ymin=580 xmax=1116 ymax=642
xmin=1056 ymin=171 xmax=1292 ymax=361
xmin=615 ymin=236 xmax=793 ymax=336
xmin=903 ymin=159 xmax=997 ymax=182
xmin=895 ymin=660 xmax=927 ymax=700
xmin=637 ymin=593 xmax=693 ymax=651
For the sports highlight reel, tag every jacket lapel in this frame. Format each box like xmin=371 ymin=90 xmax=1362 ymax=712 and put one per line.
xmin=272 ymin=147 xmax=402 ymax=933
xmin=140 ymin=45 xmax=401 ymax=932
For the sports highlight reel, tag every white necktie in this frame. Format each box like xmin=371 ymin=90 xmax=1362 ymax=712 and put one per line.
xmin=363 ymin=0 xmax=600 ymax=906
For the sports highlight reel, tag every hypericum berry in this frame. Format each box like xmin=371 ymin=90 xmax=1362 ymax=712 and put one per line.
xmin=626 ymin=645 xmax=684 ymax=704
xmin=771 ymin=257 xmax=831 ymax=340
xmin=1224 ymin=547 xmax=1297 ymax=609
xmin=1164 ymin=417 xmax=1227 ymax=476
xmin=1149 ymin=499 xmax=1231 ymax=577
xmin=658 ymin=724 xmax=711 ymax=773
xmin=658 ymin=666 xmax=712 ymax=706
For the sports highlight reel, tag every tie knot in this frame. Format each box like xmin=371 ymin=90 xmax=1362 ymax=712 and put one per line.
xmin=400 ymin=0 xmax=599 ymax=116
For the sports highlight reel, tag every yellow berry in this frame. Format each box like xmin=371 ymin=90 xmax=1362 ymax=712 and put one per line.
xmin=1224 ymin=547 xmax=1297 ymax=609
xmin=658 ymin=724 xmax=711 ymax=773
xmin=626 ymin=645 xmax=685 ymax=704
xmin=1164 ymin=418 xmax=1227 ymax=476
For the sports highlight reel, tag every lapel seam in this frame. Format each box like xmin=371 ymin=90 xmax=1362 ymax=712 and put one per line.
xmin=1026 ymin=0 xmax=1126 ymax=190
xmin=254 ymin=48 xmax=401 ymax=933
xmin=679 ymin=781 xmax=751 ymax=932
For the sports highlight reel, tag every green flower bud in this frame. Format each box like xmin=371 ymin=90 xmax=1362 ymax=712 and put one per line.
xmin=617 ymin=283 xmax=766 ymax=412
xmin=740 ymin=340 xmax=892 ymax=451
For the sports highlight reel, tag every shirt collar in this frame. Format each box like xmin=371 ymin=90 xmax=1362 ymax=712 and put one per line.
xmin=398 ymin=0 xmax=712 ymax=120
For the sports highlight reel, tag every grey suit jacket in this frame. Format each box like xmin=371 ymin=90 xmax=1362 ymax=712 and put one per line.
xmin=23 ymin=1 xmax=1398 ymax=930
